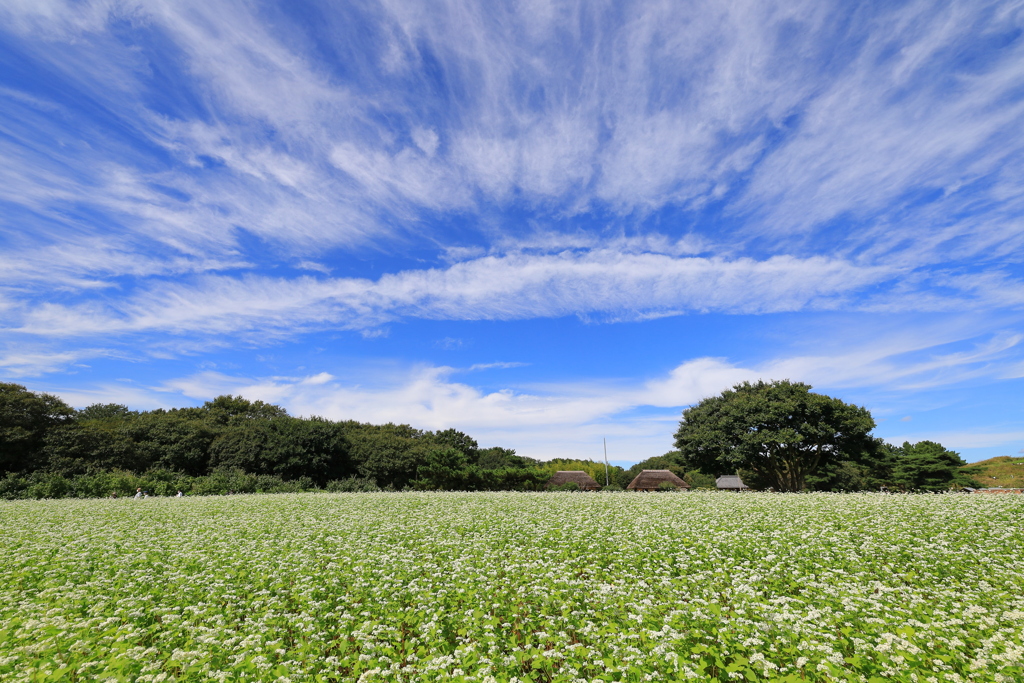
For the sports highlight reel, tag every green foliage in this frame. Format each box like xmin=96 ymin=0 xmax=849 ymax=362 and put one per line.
xmin=471 ymin=466 xmax=550 ymax=491
xmin=752 ymin=438 xmax=973 ymax=492
xmin=412 ymin=448 xmax=552 ymax=491
xmin=42 ymin=421 xmax=144 ymax=475
xmin=804 ymin=460 xmax=869 ymax=491
xmin=344 ymin=422 xmax=433 ymax=489
xmin=77 ymin=403 xmax=137 ymax=421
xmin=123 ymin=412 xmax=217 ymax=475
xmin=475 ymin=446 xmax=535 ymax=470
xmin=891 ymin=440 xmax=971 ymax=491
xmin=0 ymin=382 xmax=75 ymax=473
xmin=0 ymin=467 xmax=326 ymax=499
xmin=539 ymin=458 xmax=630 ymax=488
xmin=0 ymin=383 xmax=530 ymax=495
xmin=208 ymin=417 xmax=349 ymax=484
xmin=0 ymin=381 xmax=976 ymax=498
xmin=200 ymin=395 xmax=289 ymax=424
xmin=683 ymin=470 xmax=716 ymax=488
xmin=674 ymin=380 xmax=876 ymax=491
xmin=413 ymin=447 xmax=472 ymax=490
xmin=428 ymin=428 xmax=478 ymax=457
xmin=324 ymin=476 xmax=380 ymax=492
xmin=801 ymin=438 xmax=905 ymax=492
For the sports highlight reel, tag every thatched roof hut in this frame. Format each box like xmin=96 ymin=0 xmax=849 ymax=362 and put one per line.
xmin=716 ymin=474 xmax=749 ymax=491
xmin=548 ymin=470 xmax=600 ymax=490
xmin=627 ymin=469 xmax=690 ymax=491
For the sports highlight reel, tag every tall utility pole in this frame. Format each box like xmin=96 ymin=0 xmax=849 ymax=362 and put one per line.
xmin=603 ymin=437 xmax=609 ymax=486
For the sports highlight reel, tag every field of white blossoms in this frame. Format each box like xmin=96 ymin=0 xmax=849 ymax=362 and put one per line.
xmin=1 ymin=492 xmax=1022 ymax=683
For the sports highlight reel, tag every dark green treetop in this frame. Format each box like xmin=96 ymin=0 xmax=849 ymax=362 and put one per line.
xmin=1 ymin=382 xmax=76 ymax=473
xmin=892 ymin=440 xmax=970 ymax=491
xmin=673 ymin=379 xmax=876 ymax=492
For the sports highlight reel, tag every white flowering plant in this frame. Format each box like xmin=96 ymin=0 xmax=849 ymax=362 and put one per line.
xmin=0 ymin=491 xmax=1021 ymax=681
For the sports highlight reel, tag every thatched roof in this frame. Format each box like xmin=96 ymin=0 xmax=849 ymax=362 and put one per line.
xmin=716 ymin=474 xmax=749 ymax=490
xmin=627 ymin=469 xmax=690 ymax=490
xmin=548 ymin=470 xmax=600 ymax=490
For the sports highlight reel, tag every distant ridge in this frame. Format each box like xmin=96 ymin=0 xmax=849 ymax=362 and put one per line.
xmin=962 ymin=456 xmax=1024 ymax=488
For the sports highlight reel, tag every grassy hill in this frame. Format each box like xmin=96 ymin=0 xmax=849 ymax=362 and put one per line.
xmin=962 ymin=455 xmax=1024 ymax=488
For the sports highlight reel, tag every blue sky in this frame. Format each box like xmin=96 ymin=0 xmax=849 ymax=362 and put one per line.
xmin=2 ymin=0 xmax=1023 ymax=465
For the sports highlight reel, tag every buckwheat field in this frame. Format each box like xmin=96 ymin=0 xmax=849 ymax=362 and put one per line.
xmin=1 ymin=492 xmax=1022 ymax=682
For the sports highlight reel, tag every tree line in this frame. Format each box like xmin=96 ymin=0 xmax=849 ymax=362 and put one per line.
xmin=0 ymin=383 xmax=550 ymax=498
xmin=1 ymin=380 xmax=978 ymax=498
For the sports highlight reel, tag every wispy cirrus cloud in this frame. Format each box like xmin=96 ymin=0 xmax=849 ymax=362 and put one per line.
xmin=10 ymin=250 xmax=894 ymax=338
xmin=2 ymin=0 xmax=1023 ymax=464
xmin=0 ymin=349 xmax=94 ymax=378
xmin=11 ymin=245 xmax=1024 ymax=344
xmin=1 ymin=0 xmax=1022 ymax=269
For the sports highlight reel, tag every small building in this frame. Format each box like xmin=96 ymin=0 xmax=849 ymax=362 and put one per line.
xmin=548 ymin=470 xmax=600 ymax=491
xmin=627 ymin=469 xmax=690 ymax=491
xmin=716 ymin=474 xmax=749 ymax=491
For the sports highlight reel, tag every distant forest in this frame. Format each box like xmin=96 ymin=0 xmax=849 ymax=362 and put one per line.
xmin=2 ymin=382 xmax=643 ymax=498
xmin=1 ymin=382 xmax=976 ymax=498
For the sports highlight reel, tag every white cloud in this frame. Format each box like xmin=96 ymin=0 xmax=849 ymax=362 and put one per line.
xmin=637 ymin=358 xmax=757 ymax=408
xmin=328 ymin=141 xmax=470 ymax=211
xmin=295 ymin=261 xmax=332 ymax=275
xmin=735 ymin=1 xmax=1024 ymax=250
xmin=0 ymin=349 xmax=95 ymax=377
xmin=435 ymin=337 xmax=463 ymax=350
xmin=35 ymin=325 xmax=1012 ymax=460
xmin=49 ymin=382 xmax=183 ymax=412
xmin=465 ymin=362 xmax=528 ymax=372
xmin=0 ymin=237 xmax=250 ymax=288
xmin=2 ymin=0 xmax=1019 ymax=271
xmin=2 ymin=0 xmax=1023 ymax=463
xmin=411 ymin=127 xmax=439 ymax=157
xmin=12 ymin=250 xmax=895 ymax=337
xmin=148 ymin=366 xmax=662 ymax=459
xmin=0 ymin=0 xmax=118 ymax=39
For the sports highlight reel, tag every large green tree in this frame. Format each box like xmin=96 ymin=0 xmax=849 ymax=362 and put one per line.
xmin=199 ymin=395 xmax=289 ymax=424
xmin=891 ymin=440 xmax=970 ymax=491
xmin=344 ymin=422 xmax=434 ymax=489
xmin=0 ymin=383 xmax=76 ymax=473
xmin=42 ymin=422 xmax=142 ymax=475
xmin=475 ymin=446 xmax=530 ymax=470
xmin=208 ymin=417 xmax=350 ymax=484
xmin=673 ymin=380 xmax=876 ymax=492
xmin=127 ymin=412 xmax=218 ymax=476
xmin=413 ymin=447 xmax=472 ymax=490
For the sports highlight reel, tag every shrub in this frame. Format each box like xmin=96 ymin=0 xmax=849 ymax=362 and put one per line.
xmin=0 ymin=473 xmax=28 ymax=499
xmin=325 ymin=477 xmax=379 ymax=492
